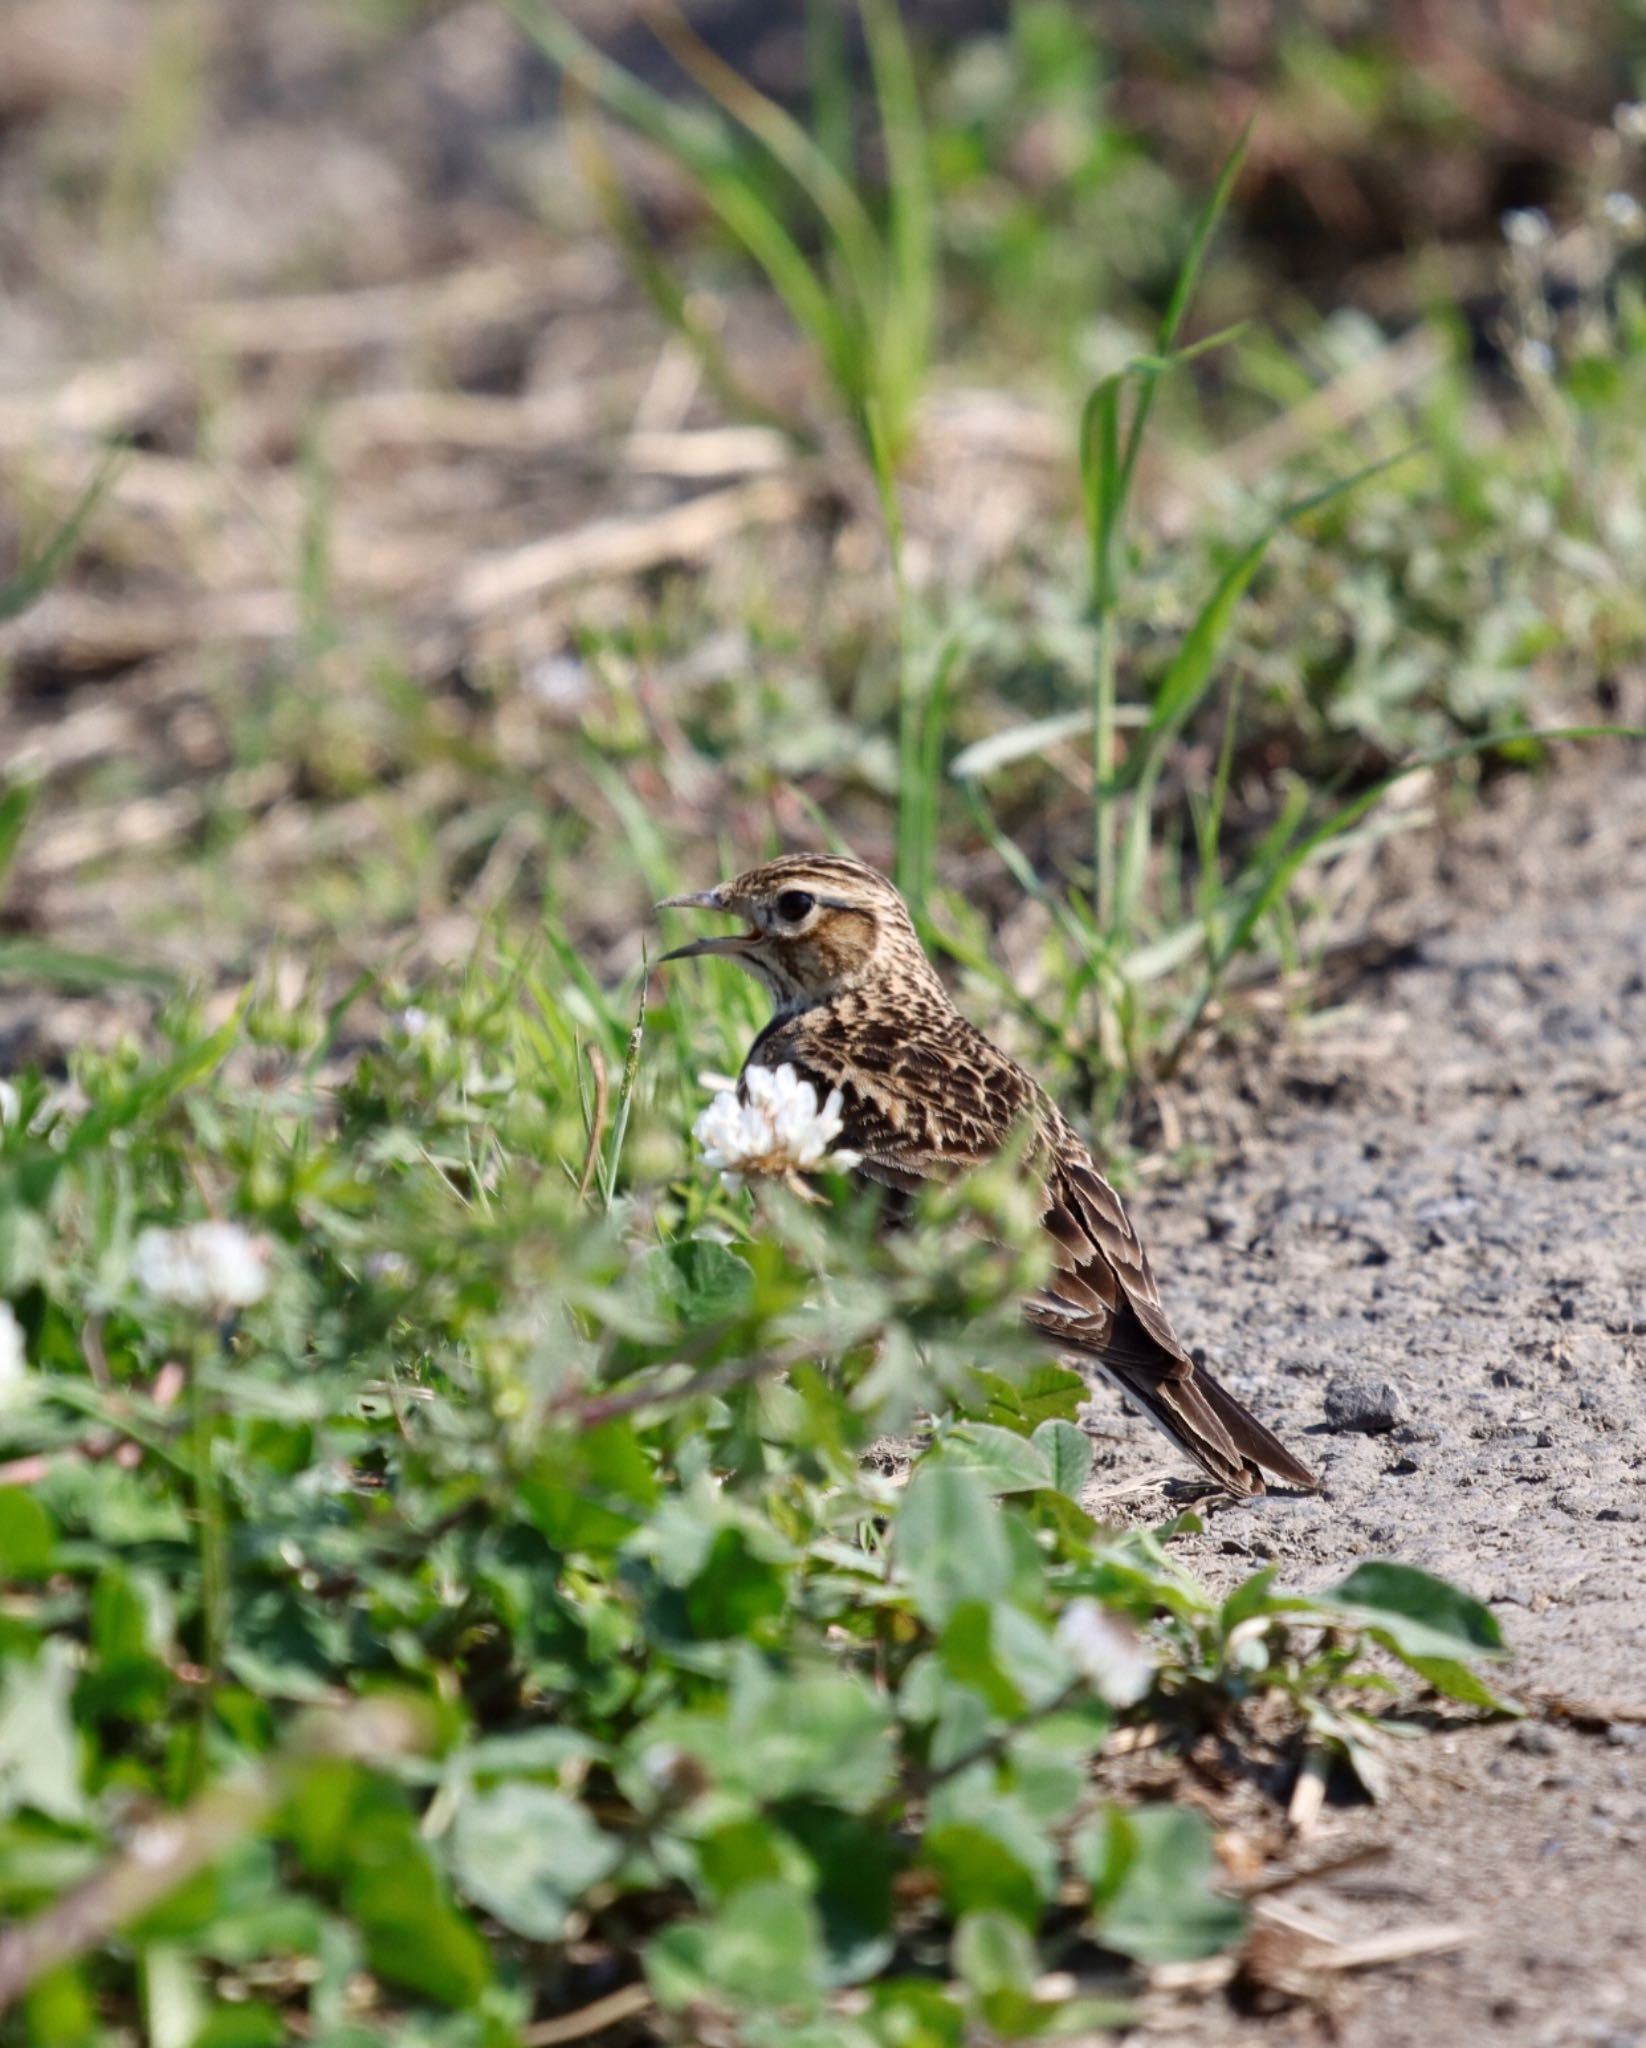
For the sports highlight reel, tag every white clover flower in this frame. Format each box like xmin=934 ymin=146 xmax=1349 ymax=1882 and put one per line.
xmin=0 ymin=1081 xmax=18 ymax=1128
xmin=133 ymin=1222 xmax=271 ymax=1313
xmin=1502 ymin=207 xmax=1551 ymax=249
xmin=692 ymin=1063 xmax=861 ymax=1193
xmin=524 ymin=651 xmax=593 ymax=712
xmin=1513 ymin=337 xmax=1557 ymax=380
xmin=0 ymin=1302 xmax=31 ymax=1409
xmin=398 ymin=1006 xmax=432 ymax=1038
xmin=128 ymin=1819 xmax=187 ymax=1869
xmin=1055 ymin=1598 xmax=1157 ymax=1706
xmin=1604 ymin=190 xmax=1645 ymax=236
xmin=1615 ymin=102 xmax=1646 ymax=143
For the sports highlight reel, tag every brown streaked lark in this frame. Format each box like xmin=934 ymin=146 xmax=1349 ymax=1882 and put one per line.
xmin=658 ymin=852 xmax=1318 ymax=1499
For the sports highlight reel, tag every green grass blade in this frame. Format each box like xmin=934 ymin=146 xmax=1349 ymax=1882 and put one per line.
xmin=1146 ymin=451 xmax=1415 ymax=755
xmin=1115 ymin=121 xmax=1252 ymax=510
xmin=949 ymin=705 xmax=1148 ymax=783
xmin=1156 ymin=120 xmax=1252 ymax=359
xmin=565 ymin=97 xmax=809 ymax=442
xmin=602 ymin=983 xmax=648 ymax=1205
xmin=64 ymin=1007 xmax=245 ymax=1159
xmin=511 ymin=1 xmax=863 ymax=409
xmin=0 ymin=940 xmax=174 ymax=992
xmin=1 ymin=447 xmax=127 ymax=624
xmin=807 ymin=0 xmax=854 ymax=180
xmin=0 ymin=781 xmax=37 ymax=892
xmin=1077 ymin=326 xmax=1245 ymax=615
xmin=509 ymin=2 xmax=734 ymax=173
xmin=641 ymin=0 xmax=886 ymax=325
xmin=1194 ymin=672 xmax=1245 ymax=922
xmin=1078 ymin=375 xmax=1125 ymax=611
xmin=693 ymin=162 xmax=865 ymax=407
xmin=862 ymin=0 xmax=935 ymax=456
xmin=957 ymin=780 xmax=1095 ymax=961
xmin=910 ymin=630 xmax=963 ymax=908
xmin=1111 ymin=450 xmax=1417 ymax=939
xmin=1167 ymin=724 xmax=1646 ymax=1066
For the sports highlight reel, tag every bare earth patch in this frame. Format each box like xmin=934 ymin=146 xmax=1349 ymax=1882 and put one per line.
xmin=1100 ymin=759 xmax=1646 ymax=2046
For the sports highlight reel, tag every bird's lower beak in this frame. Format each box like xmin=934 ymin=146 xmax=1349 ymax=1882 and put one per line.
xmin=656 ymin=933 xmax=757 ymax=964
xmin=655 ymin=888 xmax=757 ymax=965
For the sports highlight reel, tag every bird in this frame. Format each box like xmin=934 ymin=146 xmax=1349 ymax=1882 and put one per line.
xmin=657 ymin=852 xmax=1319 ymax=1499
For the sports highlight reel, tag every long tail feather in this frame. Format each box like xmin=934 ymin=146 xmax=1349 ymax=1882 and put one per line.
xmin=1071 ymin=1307 xmax=1321 ymax=1497
xmin=1086 ymin=1358 xmax=1264 ymax=1496
xmin=1189 ymin=1358 xmax=1321 ymax=1493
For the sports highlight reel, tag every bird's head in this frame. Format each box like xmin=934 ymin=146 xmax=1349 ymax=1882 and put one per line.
xmin=657 ymin=853 xmax=942 ymax=1011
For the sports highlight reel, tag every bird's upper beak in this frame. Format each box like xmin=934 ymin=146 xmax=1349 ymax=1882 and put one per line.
xmin=655 ymin=887 xmax=758 ymax=965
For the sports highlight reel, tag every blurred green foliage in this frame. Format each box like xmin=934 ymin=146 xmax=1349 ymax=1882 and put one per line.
xmin=0 ymin=964 xmax=1510 ymax=2040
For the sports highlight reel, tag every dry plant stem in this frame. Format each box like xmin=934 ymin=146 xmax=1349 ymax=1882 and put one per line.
xmin=1527 ymin=1687 xmax=1646 ymax=1728
xmin=1315 ymin=1920 xmax=1476 ymax=1971
xmin=1092 ymin=606 xmax=1119 ymax=936
xmin=0 ymin=1777 xmax=270 ymax=2014
xmin=1238 ymin=1842 xmax=1392 ymax=1897
xmin=545 ymin=1343 xmax=804 ymax=1432
xmin=1104 ymin=1722 xmax=1165 ymax=1757
xmin=17 ymin=762 xmax=290 ymax=887
xmin=1083 ymin=1467 xmax=1182 ymax=1508
xmin=902 ymin=1680 xmax=1083 ymax=1798
xmin=1286 ymin=1747 xmax=1331 ymax=1836
xmin=520 ymin=1984 xmax=655 ymax=2047
xmin=187 ymin=1334 xmax=228 ymax=1794
xmin=193 ymin=254 xmax=612 ymax=358
xmin=575 ymin=1042 xmax=611 ymax=1203
xmin=80 ymin=1313 xmax=112 ymax=1389
xmin=2 ymin=590 xmax=298 ymax=671
xmin=1161 ymin=326 xmax=1447 ymax=526
xmin=623 ymin=425 xmax=790 ymax=475
xmin=0 ymin=1701 xmax=425 ymax=2015
xmin=1253 ymin=1894 xmax=1477 ymax=1972
xmin=455 ymin=474 xmax=806 ymax=619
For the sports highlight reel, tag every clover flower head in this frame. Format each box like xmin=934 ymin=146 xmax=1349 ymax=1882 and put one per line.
xmin=1513 ymin=337 xmax=1556 ymax=380
xmin=1604 ymin=190 xmax=1645 ymax=236
xmin=133 ymin=1221 xmax=271 ymax=1312
xmin=0 ymin=1302 xmax=30 ymax=1409
xmin=1615 ymin=101 xmax=1646 ymax=143
xmin=1502 ymin=207 xmax=1551 ymax=249
xmin=1055 ymin=1598 xmax=1158 ymax=1706
xmin=692 ymin=1063 xmax=861 ymax=1193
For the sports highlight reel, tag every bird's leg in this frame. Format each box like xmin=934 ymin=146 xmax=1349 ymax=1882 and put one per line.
xmin=1163 ymin=1475 xmax=1252 ymax=1514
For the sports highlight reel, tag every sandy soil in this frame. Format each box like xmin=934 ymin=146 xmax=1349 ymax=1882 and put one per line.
xmin=1101 ymin=756 xmax=1646 ymax=2047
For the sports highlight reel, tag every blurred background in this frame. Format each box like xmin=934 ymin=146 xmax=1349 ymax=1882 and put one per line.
xmin=2 ymin=0 xmax=1645 ymax=1112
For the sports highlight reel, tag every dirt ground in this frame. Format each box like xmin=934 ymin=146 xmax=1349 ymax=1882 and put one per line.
xmin=1092 ymin=754 xmax=1646 ymax=2048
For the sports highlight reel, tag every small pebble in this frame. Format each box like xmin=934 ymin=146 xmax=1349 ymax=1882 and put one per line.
xmin=1323 ymin=1374 xmax=1407 ymax=1434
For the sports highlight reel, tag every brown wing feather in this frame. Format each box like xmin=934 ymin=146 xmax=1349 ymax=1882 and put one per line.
xmin=745 ymin=1010 xmax=1319 ymax=1497
xmin=1039 ymin=1149 xmax=1185 ymax=1359
xmin=1034 ymin=1145 xmax=1319 ymax=1494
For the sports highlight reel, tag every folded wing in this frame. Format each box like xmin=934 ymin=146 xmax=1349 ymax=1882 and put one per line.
xmin=744 ymin=1027 xmax=1319 ymax=1496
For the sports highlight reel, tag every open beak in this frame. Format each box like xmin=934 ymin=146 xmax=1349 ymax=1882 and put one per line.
xmin=655 ymin=888 xmax=758 ymax=965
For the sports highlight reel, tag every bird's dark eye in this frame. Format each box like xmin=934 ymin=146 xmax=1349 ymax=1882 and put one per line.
xmin=774 ymin=889 xmax=816 ymax=924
